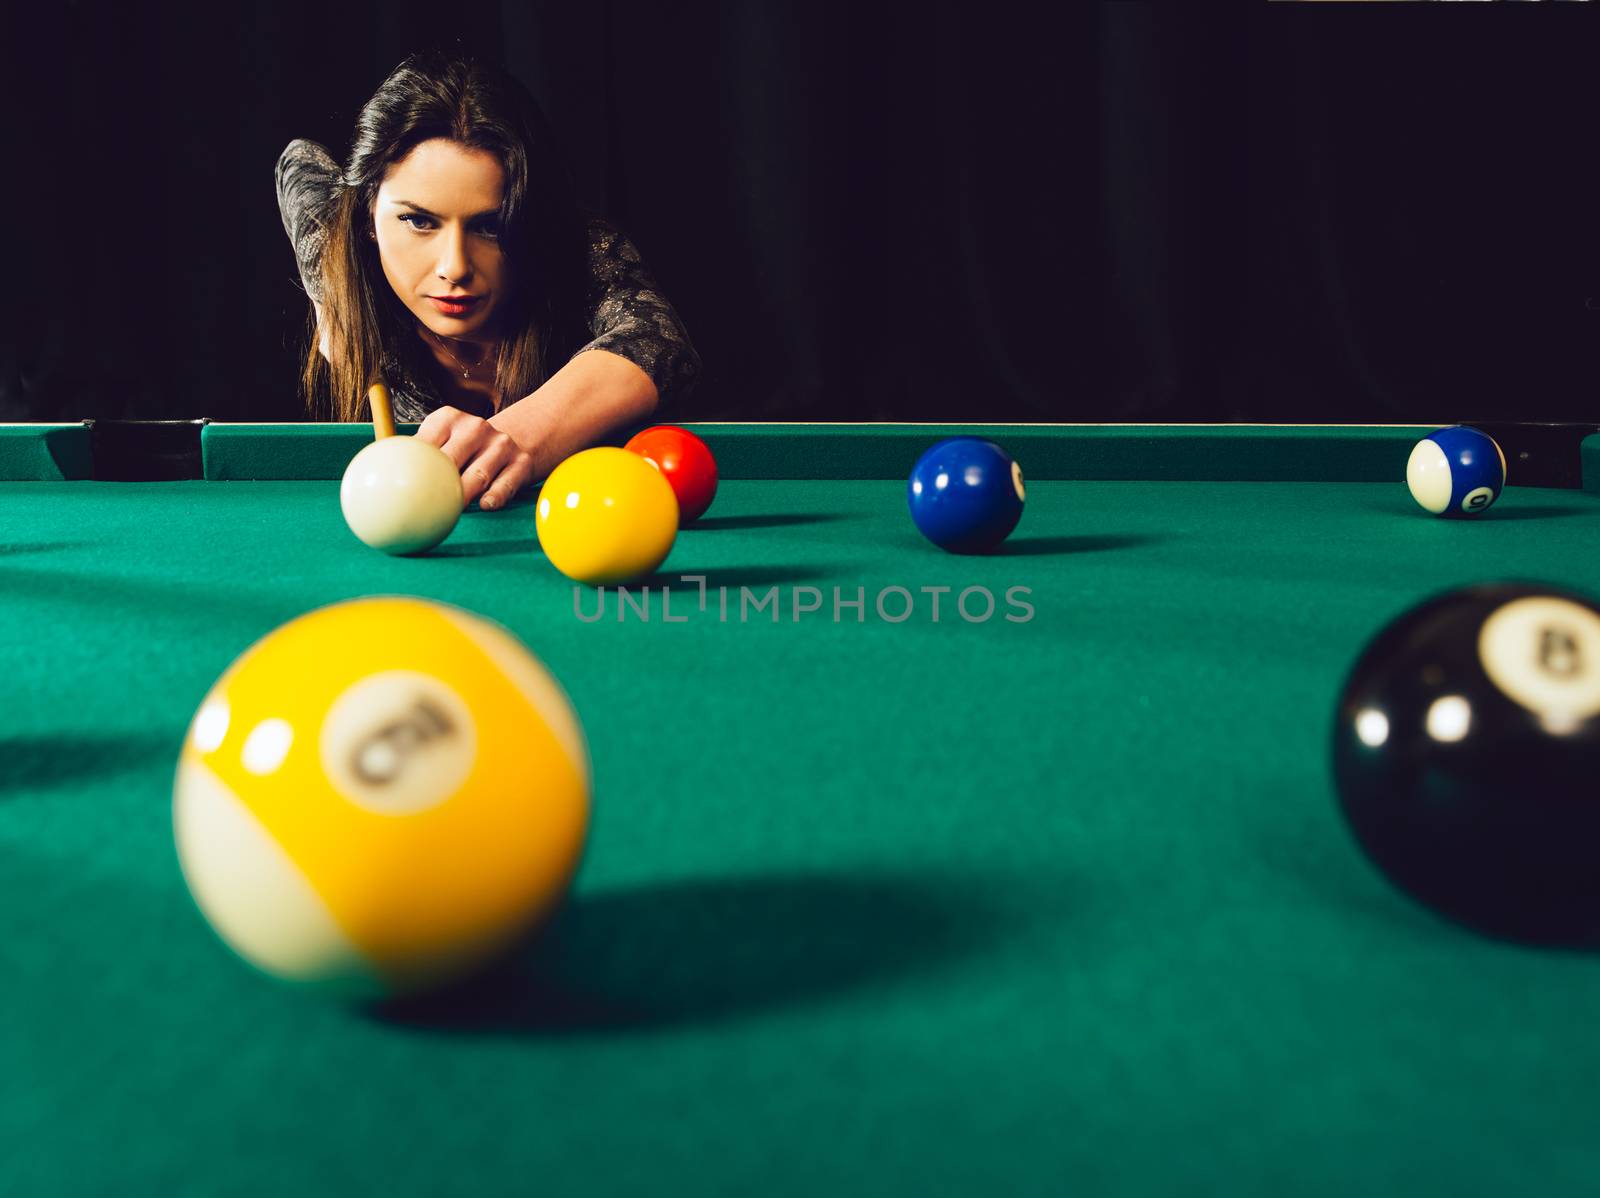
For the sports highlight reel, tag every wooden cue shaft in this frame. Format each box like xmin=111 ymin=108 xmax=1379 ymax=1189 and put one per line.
xmin=367 ymin=383 xmax=397 ymax=440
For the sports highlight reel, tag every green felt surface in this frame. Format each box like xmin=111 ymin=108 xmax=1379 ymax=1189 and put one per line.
xmin=5 ymin=471 xmax=1600 ymax=1196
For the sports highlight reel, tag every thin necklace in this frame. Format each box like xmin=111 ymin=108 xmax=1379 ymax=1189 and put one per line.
xmin=425 ymin=328 xmax=491 ymax=380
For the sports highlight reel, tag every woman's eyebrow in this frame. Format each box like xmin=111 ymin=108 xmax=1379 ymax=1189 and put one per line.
xmin=393 ymin=200 xmax=501 ymax=220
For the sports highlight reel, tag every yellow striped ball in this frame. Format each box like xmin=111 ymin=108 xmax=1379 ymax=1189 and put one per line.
xmin=173 ymin=597 xmax=589 ymax=997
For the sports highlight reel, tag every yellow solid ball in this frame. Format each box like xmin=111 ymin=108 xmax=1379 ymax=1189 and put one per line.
xmin=536 ymin=446 xmax=680 ymax=585
xmin=340 ymin=436 xmax=464 ymax=555
xmin=172 ymin=597 xmax=590 ymax=998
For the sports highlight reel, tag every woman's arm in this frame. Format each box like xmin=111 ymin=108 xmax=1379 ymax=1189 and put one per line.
xmin=484 ymin=348 xmax=657 ymax=486
xmin=276 ymin=140 xmax=339 ymax=306
xmin=417 ymin=348 xmax=655 ymax=511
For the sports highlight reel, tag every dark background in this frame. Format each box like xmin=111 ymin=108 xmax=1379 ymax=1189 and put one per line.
xmin=6 ymin=1 xmax=1598 ymax=425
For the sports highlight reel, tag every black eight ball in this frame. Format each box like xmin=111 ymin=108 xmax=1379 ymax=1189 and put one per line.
xmin=1332 ymin=583 xmax=1600 ymax=944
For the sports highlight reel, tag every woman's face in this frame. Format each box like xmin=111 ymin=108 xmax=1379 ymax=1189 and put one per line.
xmin=371 ymin=138 xmax=509 ymax=343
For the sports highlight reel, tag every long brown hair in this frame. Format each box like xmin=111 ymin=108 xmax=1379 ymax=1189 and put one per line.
xmin=299 ymin=51 xmax=593 ymax=422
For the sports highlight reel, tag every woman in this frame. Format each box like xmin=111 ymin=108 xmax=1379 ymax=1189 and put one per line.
xmin=276 ymin=50 xmax=702 ymax=511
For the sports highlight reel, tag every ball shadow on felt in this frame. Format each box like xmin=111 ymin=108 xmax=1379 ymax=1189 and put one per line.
xmin=372 ymin=869 xmax=1029 ymax=1034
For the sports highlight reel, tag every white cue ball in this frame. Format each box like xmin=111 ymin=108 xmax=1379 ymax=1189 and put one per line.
xmin=340 ymin=437 xmax=464 ymax=555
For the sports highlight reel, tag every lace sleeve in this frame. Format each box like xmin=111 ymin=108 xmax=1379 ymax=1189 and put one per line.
xmin=275 ymin=139 xmax=341 ymax=304
xmin=576 ymin=218 xmax=703 ymax=415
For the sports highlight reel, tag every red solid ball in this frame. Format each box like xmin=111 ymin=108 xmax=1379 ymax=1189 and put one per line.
xmin=624 ymin=425 xmax=718 ymax=524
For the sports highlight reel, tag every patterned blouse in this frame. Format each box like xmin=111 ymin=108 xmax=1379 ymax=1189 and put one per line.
xmin=274 ymin=139 xmax=701 ymax=422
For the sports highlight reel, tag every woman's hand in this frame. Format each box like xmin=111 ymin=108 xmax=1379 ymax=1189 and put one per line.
xmin=414 ymin=406 xmax=536 ymax=511
xmin=413 ymin=353 xmax=657 ymax=511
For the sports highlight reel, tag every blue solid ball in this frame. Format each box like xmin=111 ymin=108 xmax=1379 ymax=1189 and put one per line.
xmin=907 ymin=437 xmax=1026 ymax=553
xmin=1406 ymin=426 xmax=1507 ymax=518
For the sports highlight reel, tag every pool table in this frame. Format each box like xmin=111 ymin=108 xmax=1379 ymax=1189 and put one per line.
xmin=5 ymin=421 xmax=1600 ymax=1196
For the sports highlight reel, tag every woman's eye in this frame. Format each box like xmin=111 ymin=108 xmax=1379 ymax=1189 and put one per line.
xmin=397 ymin=214 xmax=499 ymax=238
